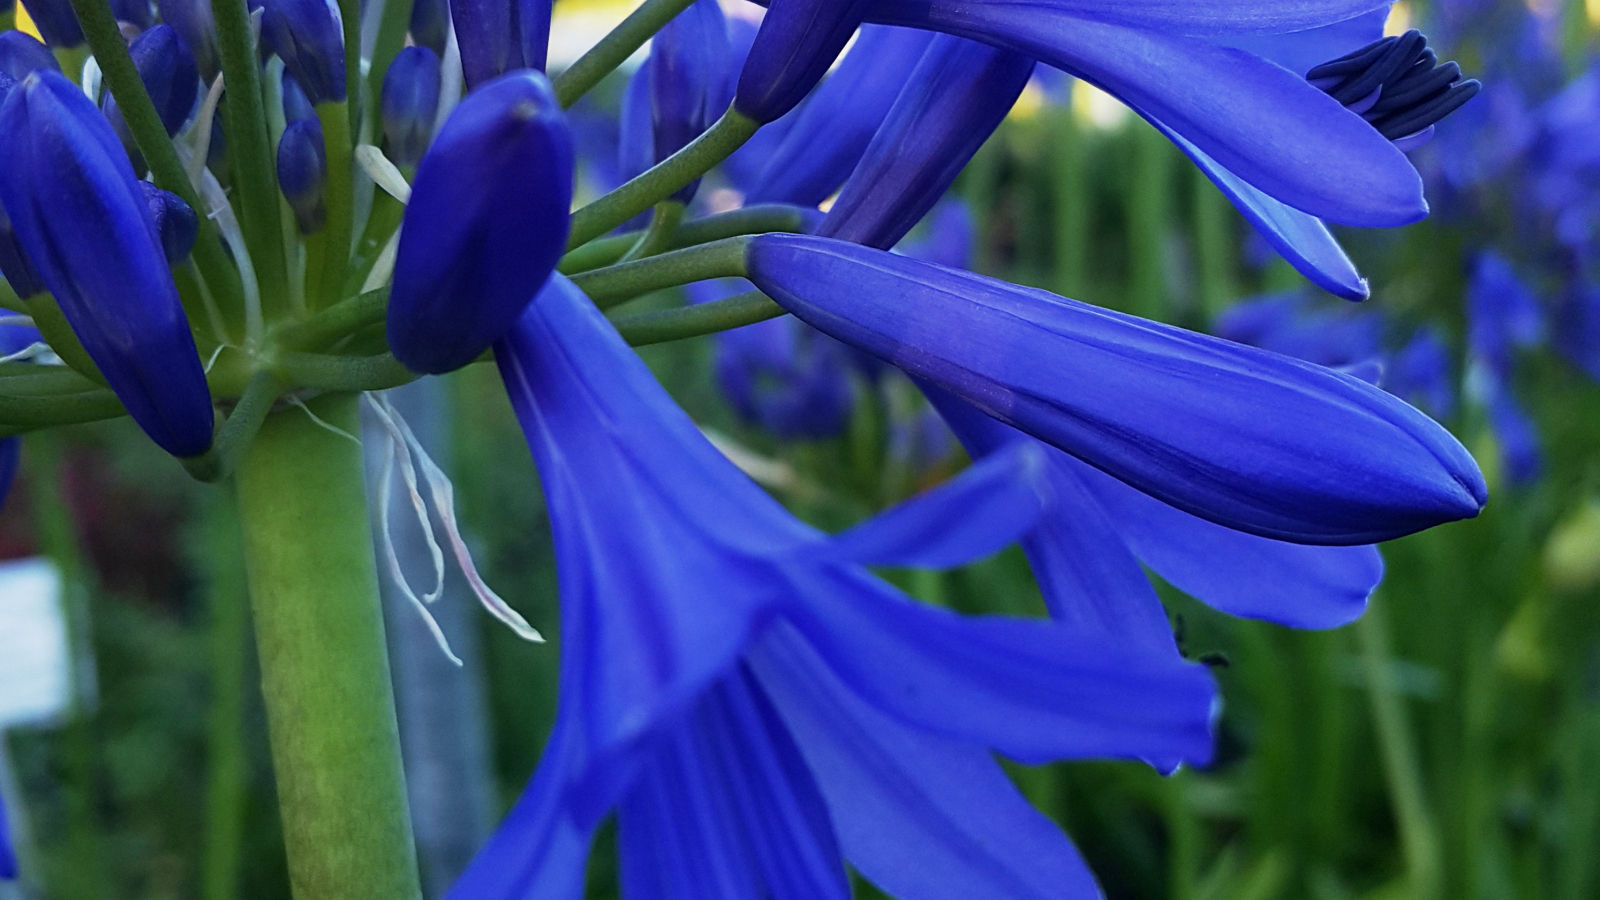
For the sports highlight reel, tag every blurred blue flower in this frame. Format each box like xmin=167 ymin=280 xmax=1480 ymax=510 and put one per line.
xmin=449 ymin=273 xmax=1216 ymax=900
xmin=0 ymin=32 xmax=60 ymax=82
xmin=1386 ymin=326 xmax=1457 ymax=421
xmin=1213 ymin=290 xmax=1383 ymax=369
xmin=746 ymin=234 xmax=1487 ymax=544
xmin=1466 ymin=251 xmax=1544 ymax=377
xmin=449 ymin=0 xmax=553 ymax=88
xmin=410 ymin=0 xmax=449 ymax=55
xmin=388 ymin=70 xmax=573 ymax=374
xmin=382 ymin=46 xmax=442 ymax=168
xmin=277 ymin=118 xmax=328 ymax=234
xmin=0 ymin=70 xmax=214 ymax=456
xmin=158 ymin=0 xmax=222 ymax=83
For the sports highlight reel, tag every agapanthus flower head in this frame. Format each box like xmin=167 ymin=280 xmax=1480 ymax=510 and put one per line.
xmin=449 ymin=0 xmax=554 ymax=88
xmin=157 ymin=0 xmax=222 ymax=83
xmin=647 ymin=0 xmax=729 ymax=203
xmin=138 ymin=182 xmax=199 ymax=264
xmin=0 ymin=31 xmax=60 ymax=82
xmin=277 ymin=118 xmax=328 ymax=234
xmin=261 ymin=0 xmax=347 ymax=105
xmin=102 ymin=24 xmax=200 ymax=165
xmin=741 ymin=25 xmax=933 ymax=207
xmin=22 ymin=0 xmax=84 ymax=48
xmin=387 ymin=69 xmax=573 ymax=374
xmin=382 ymin=46 xmax=442 ymax=169
xmin=820 ymin=34 xmax=1033 ymax=250
xmin=0 ymin=70 xmax=214 ymax=457
xmin=745 ymin=234 xmax=1487 ymax=544
xmin=734 ymin=0 xmax=868 ymax=123
xmin=451 ymin=273 xmax=1217 ymax=900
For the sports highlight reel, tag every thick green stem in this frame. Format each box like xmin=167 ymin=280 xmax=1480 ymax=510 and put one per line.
xmin=570 ymin=236 xmax=750 ymax=308
xmin=182 ymin=371 xmax=285 ymax=482
xmin=212 ymin=0 xmax=292 ymax=317
xmin=273 ymin=286 xmax=391 ymax=351
xmin=1050 ymin=108 xmax=1089 ymax=299
xmin=1125 ymin=121 xmax=1172 ymax=320
xmin=273 ymin=351 xmax=416 ymax=391
xmin=234 ymin=394 xmax=423 ymax=900
xmin=197 ymin=494 xmax=251 ymax=900
xmin=612 ymin=289 xmax=784 ymax=346
xmin=567 ymin=110 xmax=760 ymax=250
xmin=67 ymin=0 xmax=244 ymax=309
xmin=552 ymin=0 xmax=697 ymax=108
xmin=313 ymin=103 xmax=357 ymax=309
xmin=617 ymin=201 xmax=686 ymax=263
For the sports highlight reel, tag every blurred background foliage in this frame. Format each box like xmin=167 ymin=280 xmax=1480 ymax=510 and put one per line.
xmin=3 ymin=0 xmax=1600 ymax=898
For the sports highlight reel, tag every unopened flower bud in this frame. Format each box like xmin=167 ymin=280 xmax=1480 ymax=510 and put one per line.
xmin=111 ymin=0 xmax=154 ymax=31
xmin=449 ymin=0 xmax=553 ymax=88
xmin=157 ymin=0 xmax=222 ymax=82
xmin=138 ymin=182 xmax=199 ymax=264
xmin=647 ymin=0 xmax=727 ymax=203
xmin=277 ymin=118 xmax=328 ymax=234
xmin=382 ymin=46 xmax=442 ymax=168
xmin=410 ymin=0 xmax=448 ymax=55
xmin=261 ymin=0 xmax=347 ymax=104
xmin=103 ymin=25 xmax=200 ymax=166
xmin=23 ymin=0 xmax=85 ymax=48
xmin=0 ymin=32 xmax=61 ymax=82
xmin=0 ymin=70 xmax=214 ymax=456
xmin=281 ymin=70 xmax=317 ymax=123
xmin=734 ymin=0 xmax=866 ymax=122
xmin=387 ymin=70 xmax=572 ymax=374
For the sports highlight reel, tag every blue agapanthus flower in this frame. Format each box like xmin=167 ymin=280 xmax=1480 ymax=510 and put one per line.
xmin=450 ymin=274 xmax=1218 ymax=900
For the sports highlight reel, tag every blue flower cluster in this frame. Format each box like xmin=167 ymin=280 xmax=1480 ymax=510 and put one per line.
xmin=0 ymin=0 xmax=1495 ymax=895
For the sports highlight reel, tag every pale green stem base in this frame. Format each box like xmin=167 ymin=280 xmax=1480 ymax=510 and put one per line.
xmin=234 ymin=394 xmax=423 ymax=900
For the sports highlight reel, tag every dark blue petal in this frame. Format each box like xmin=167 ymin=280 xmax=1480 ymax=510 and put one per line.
xmin=749 ymin=624 xmax=1118 ymax=900
xmin=1067 ymin=454 xmax=1381 ymax=629
xmin=945 ymin=0 xmax=1394 ymax=36
xmin=276 ymin=118 xmax=327 ymax=234
xmin=744 ymin=25 xmax=934 ymax=207
xmin=381 ymin=45 xmax=442 ymax=167
xmin=783 ymin=568 xmax=1217 ymax=765
xmin=734 ymin=0 xmax=869 ymax=123
xmin=816 ymin=441 xmax=1047 ymax=569
xmin=449 ymin=0 xmax=553 ymax=87
xmin=617 ymin=668 xmax=849 ymax=900
xmin=0 ymin=32 xmax=62 ymax=82
xmin=1214 ymin=8 xmax=1389 ymax=75
xmin=158 ymin=0 xmax=221 ymax=83
xmin=647 ymin=0 xmax=728 ymax=202
xmin=104 ymin=24 xmax=200 ymax=162
xmin=260 ymin=0 xmax=346 ymax=104
xmin=746 ymin=234 xmax=1487 ymax=544
xmin=858 ymin=3 xmax=1427 ymax=227
xmin=389 ymin=70 xmax=573 ymax=373
xmin=111 ymin=0 xmax=155 ymax=29
xmin=0 ymin=71 xmax=214 ymax=456
xmin=822 ymin=34 xmax=1033 ymax=250
xmin=138 ymin=181 xmax=199 ymax=263
xmin=22 ymin=0 xmax=84 ymax=47
xmin=409 ymin=0 xmax=449 ymax=55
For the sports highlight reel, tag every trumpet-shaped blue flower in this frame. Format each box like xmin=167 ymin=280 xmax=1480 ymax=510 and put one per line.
xmin=22 ymin=0 xmax=83 ymax=48
xmin=821 ymin=34 xmax=1033 ymax=250
xmin=261 ymin=0 xmax=346 ymax=104
xmin=277 ymin=118 xmax=327 ymax=234
xmin=387 ymin=70 xmax=572 ymax=374
xmin=449 ymin=0 xmax=553 ymax=88
xmin=0 ymin=70 xmax=214 ymax=456
xmin=0 ymin=32 xmax=60 ymax=82
xmin=742 ymin=25 xmax=933 ymax=207
xmin=381 ymin=46 xmax=442 ymax=168
xmin=158 ymin=0 xmax=221 ymax=83
xmin=448 ymin=273 xmax=1216 ymax=900
xmin=744 ymin=234 xmax=1486 ymax=544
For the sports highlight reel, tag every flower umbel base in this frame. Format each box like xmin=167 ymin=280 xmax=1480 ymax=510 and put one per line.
xmin=234 ymin=393 xmax=424 ymax=900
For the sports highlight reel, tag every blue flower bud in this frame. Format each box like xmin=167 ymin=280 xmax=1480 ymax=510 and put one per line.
xmin=281 ymin=70 xmax=317 ymax=123
xmin=734 ymin=0 xmax=866 ymax=122
xmin=0 ymin=71 xmax=214 ymax=456
xmin=409 ymin=0 xmax=448 ymax=55
xmin=138 ymin=182 xmax=198 ymax=263
xmin=102 ymin=25 xmax=200 ymax=156
xmin=381 ymin=45 xmax=441 ymax=168
xmin=746 ymin=234 xmax=1487 ymax=545
xmin=277 ymin=117 xmax=328 ymax=234
xmin=111 ymin=0 xmax=154 ymax=30
xmin=0 ymin=32 xmax=62 ymax=82
xmin=387 ymin=70 xmax=573 ymax=374
xmin=157 ymin=0 xmax=221 ymax=83
xmin=24 ymin=0 xmax=85 ymax=48
xmin=260 ymin=0 xmax=346 ymax=104
xmin=646 ymin=0 xmax=728 ymax=203
xmin=449 ymin=0 xmax=552 ymax=88
xmin=822 ymin=35 xmax=1033 ymax=250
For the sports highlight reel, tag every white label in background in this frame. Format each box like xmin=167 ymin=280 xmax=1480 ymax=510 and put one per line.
xmin=0 ymin=558 xmax=70 ymax=729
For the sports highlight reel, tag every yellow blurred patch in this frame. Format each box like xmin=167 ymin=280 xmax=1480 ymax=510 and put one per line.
xmin=1071 ymin=80 xmax=1128 ymax=131
xmin=16 ymin=0 xmax=43 ymax=40
xmin=1384 ymin=1 xmax=1412 ymax=36
xmin=1007 ymin=82 xmax=1045 ymax=122
xmin=1589 ymin=0 xmax=1600 ymax=27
